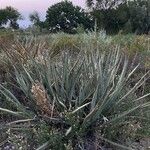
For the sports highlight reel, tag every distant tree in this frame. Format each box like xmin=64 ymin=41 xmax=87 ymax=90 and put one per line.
xmin=89 ymin=2 xmax=129 ymax=34
xmin=86 ymin=0 xmax=126 ymax=10
xmin=86 ymin=0 xmax=150 ymax=34
xmin=103 ymin=3 xmax=129 ymax=34
xmin=0 ymin=6 xmax=22 ymax=29
xmin=86 ymin=0 xmax=128 ymax=34
xmin=29 ymin=11 xmax=48 ymax=31
xmin=46 ymin=1 xmax=94 ymax=33
xmin=0 ymin=9 xmax=8 ymax=26
xmin=127 ymin=0 xmax=150 ymax=34
xmin=29 ymin=11 xmax=40 ymax=26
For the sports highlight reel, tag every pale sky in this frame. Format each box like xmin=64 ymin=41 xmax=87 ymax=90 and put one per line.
xmin=0 ymin=0 xmax=86 ymax=28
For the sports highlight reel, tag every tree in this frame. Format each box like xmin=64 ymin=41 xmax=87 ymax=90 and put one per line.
xmin=86 ymin=0 xmax=128 ymax=34
xmin=86 ymin=0 xmax=150 ymax=34
xmin=0 ymin=6 xmax=22 ymax=29
xmin=29 ymin=11 xmax=40 ymax=26
xmin=0 ymin=9 xmax=8 ymax=26
xmin=103 ymin=3 xmax=129 ymax=34
xmin=89 ymin=2 xmax=129 ymax=34
xmin=86 ymin=0 xmax=126 ymax=10
xmin=46 ymin=1 xmax=94 ymax=33
xmin=29 ymin=11 xmax=48 ymax=32
xmin=127 ymin=0 xmax=150 ymax=34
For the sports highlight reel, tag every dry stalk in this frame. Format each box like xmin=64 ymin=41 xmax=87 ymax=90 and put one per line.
xmin=31 ymin=81 xmax=58 ymax=117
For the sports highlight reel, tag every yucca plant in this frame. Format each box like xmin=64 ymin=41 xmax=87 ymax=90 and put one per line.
xmin=0 ymin=48 xmax=150 ymax=149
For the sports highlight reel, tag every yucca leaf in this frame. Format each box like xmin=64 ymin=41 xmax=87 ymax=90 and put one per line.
xmin=133 ymin=93 xmax=150 ymax=102
xmin=36 ymin=141 xmax=49 ymax=150
xmin=98 ymin=136 xmax=133 ymax=150
xmin=0 ymin=84 xmax=21 ymax=108
xmin=71 ymin=102 xmax=90 ymax=114
xmin=117 ymin=71 xmax=150 ymax=105
xmin=6 ymin=118 xmax=35 ymax=125
xmin=0 ymin=108 xmax=23 ymax=116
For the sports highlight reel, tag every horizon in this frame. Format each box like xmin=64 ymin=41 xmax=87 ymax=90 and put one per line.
xmin=0 ymin=0 xmax=86 ymax=28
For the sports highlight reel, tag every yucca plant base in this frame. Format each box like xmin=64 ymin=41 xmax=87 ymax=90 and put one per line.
xmin=0 ymin=45 xmax=150 ymax=149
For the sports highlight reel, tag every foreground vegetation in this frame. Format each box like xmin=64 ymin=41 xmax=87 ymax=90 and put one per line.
xmin=1 ymin=0 xmax=150 ymax=34
xmin=0 ymin=32 xmax=150 ymax=149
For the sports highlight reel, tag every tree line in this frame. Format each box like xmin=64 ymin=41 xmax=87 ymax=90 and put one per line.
xmin=0 ymin=0 xmax=149 ymax=34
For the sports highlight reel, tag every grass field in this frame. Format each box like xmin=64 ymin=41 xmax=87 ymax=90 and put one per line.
xmin=0 ymin=32 xmax=150 ymax=150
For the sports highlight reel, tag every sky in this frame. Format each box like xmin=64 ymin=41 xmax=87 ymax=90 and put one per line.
xmin=0 ymin=0 xmax=86 ymax=28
